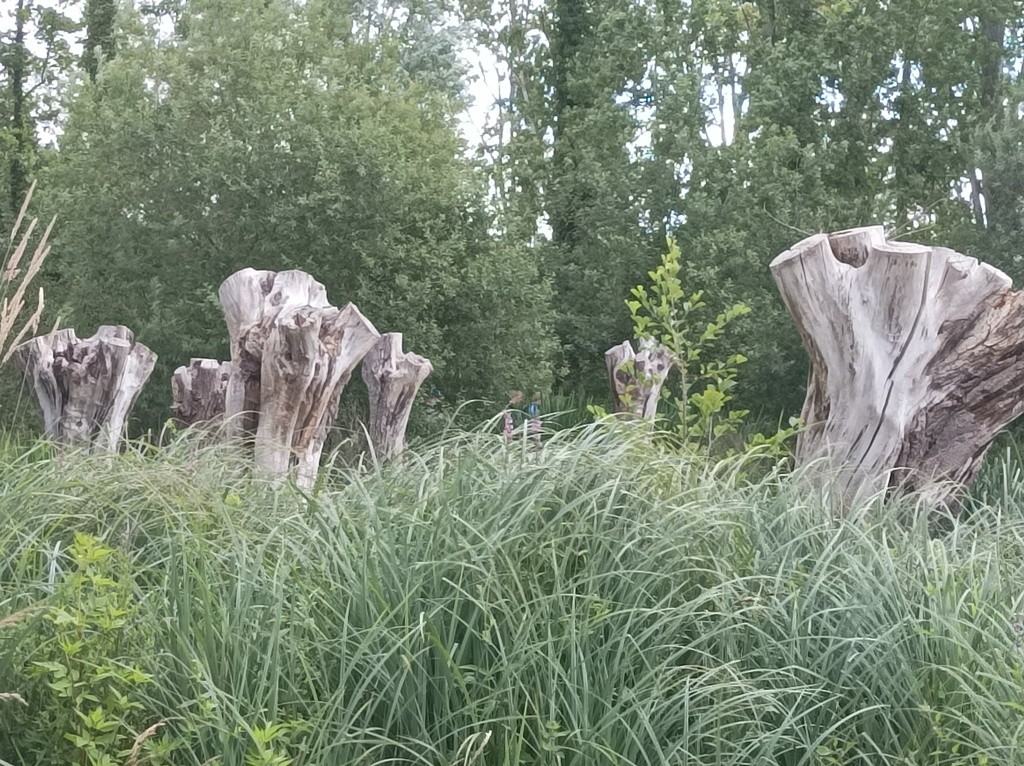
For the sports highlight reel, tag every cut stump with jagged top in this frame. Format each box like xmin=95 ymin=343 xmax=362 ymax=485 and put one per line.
xmin=361 ymin=333 xmax=432 ymax=462
xmin=171 ymin=358 xmax=232 ymax=429
xmin=15 ymin=325 xmax=157 ymax=450
xmin=605 ymin=338 xmax=674 ymax=422
xmin=219 ymin=268 xmax=380 ymax=488
xmin=772 ymin=226 xmax=1024 ymax=508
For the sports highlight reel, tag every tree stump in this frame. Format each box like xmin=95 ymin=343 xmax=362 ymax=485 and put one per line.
xmin=772 ymin=226 xmax=1024 ymax=507
xmin=220 ymin=269 xmax=330 ymax=439
xmin=171 ymin=359 xmax=232 ymax=428
xmin=605 ymin=338 xmax=674 ymax=421
xmin=219 ymin=268 xmax=380 ymax=487
xmin=15 ymin=325 xmax=157 ymax=450
xmin=361 ymin=333 xmax=432 ymax=461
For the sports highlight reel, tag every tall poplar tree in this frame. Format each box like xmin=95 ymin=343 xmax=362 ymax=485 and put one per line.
xmin=82 ymin=0 xmax=117 ymax=80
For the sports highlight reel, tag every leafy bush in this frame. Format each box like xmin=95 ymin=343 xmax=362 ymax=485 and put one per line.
xmin=2 ymin=532 xmax=160 ymax=766
xmin=627 ymin=237 xmax=753 ymax=444
xmin=601 ymin=238 xmax=800 ymax=464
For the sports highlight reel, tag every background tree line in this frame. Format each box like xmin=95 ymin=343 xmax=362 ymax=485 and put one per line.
xmin=1 ymin=0 xmax=1022 ymax=432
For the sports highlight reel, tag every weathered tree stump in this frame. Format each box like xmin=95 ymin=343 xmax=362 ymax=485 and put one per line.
xmin=605 ymin=338 xmax=674 ymax=421
xmin=220 ymin=269 xmax=330 ymax=440
xmin=361 ymin=333 xmax=432 ymax=461
xmin=15 ymin=325 xmax=157 ymax=450
xmin=219 ymin=268 xmax=380 ymax=487
xmin=171 ymin=359 xmax=232 ymax=428
xmin=772 ymin=226 xmax=1024 ymax=507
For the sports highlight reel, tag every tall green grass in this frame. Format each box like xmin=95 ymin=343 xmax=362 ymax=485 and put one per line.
xmin=2 ymin=426 xmax=1024 ymax=764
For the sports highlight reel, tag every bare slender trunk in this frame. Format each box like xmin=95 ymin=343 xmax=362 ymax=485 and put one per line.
xmin=9 ymin=0 xmax=29 ymax=217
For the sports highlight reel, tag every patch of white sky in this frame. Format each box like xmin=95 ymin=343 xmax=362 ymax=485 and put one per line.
xmin=457 ymin=29 xmax=501 ymax=152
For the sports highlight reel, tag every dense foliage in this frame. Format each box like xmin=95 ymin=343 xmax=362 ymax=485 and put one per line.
xmin=3 ymin=1 xmax=1023 ymax=429
xmin=4 ymin=4 xmax=1024 ymax=765
xmin=41 ymin=1 xmax=556 ymax=425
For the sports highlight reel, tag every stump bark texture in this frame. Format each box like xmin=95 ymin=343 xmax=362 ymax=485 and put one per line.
xmin=219 ymin=268 xmax=380 ymax=487
xmin=772 ymin=226 xmax=1024 ymax=506
xmin=171 ymin=359 xmax=232 ymax=428
xmin=15 ymin=325 xmax=157 ymax=450
xmin=361 ymin=333 xmax=432 ymax=461
xmin=606 ymin=339 xmax=674 ymax=421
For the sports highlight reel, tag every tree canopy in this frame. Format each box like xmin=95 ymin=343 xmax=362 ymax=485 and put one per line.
xmin=1 ymin=0 xmax=1022 ymax=430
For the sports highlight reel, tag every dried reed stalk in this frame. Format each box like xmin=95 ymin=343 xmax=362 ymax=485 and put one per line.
xmin=0 ymin=604 xmax=46 ymax=629
xmin=1 ymin=181 xmax=53 ymax=364
xmin=125 ymin=720 xmax=168 ymax=766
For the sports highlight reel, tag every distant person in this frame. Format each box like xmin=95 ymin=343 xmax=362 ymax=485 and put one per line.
xmin=503 ymin=390 xmax=525 ymax=442
xmin=527 ymin=392 xmax=542 ymax=447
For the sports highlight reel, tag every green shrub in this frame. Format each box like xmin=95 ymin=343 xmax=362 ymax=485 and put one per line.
xmin=601 ymin=238 xmax=800 ymax=468
xmin=2 ymin=532 xmax=160 ymax=766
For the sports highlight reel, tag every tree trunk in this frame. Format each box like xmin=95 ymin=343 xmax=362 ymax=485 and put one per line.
xmin=605 ymin=338 xmax=674 ymax=421
xmin=361 ymin=332 xmax=432 ymax=461
xmin=220 ymin=268 xmax=329 ymax=438
xmin=971 ymin=13 xmax=1006 ymax=229
xmin=171 ymin=358 xmax=231 ymax=428
xmin=772 ymin=226 xmax=1024 ymax=508
xmin=256 ymin=302 xmax=379 ymax=487
xmin=219 ymin=268 xmax=379 ymax=488
xmin=82 ymin=0 xmax=118 ymax=80
xmin=14 ymin=325 xmax=157 ymax=450
xmin=9 ymin=0 xmax=30 ymax=217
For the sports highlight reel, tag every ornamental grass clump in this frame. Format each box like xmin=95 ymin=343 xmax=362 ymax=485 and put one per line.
xmin=0 ymin=426 xmax=1023 ymax=764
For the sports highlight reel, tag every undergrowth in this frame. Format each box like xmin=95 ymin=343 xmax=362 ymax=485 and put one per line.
xmin=1 ymin=426 xmax=1024 ymax=764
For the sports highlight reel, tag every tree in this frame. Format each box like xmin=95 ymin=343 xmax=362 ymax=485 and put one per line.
xmin=964 ymin=95 xmax=1024 ymax=283
xmin=82 ymin=0 xmax=116 ymax=81
xmin=3 ymin=0 xmax=31 ymax=219
xmin=643 ymin=0 xmax=1024 ymax=418
xmin=544 ymin=0 xmax=665 ymax=390
xmin=467 ymin=0 xmax=668 ymax=392
xmin=42 ymin=0 xmax=556 ymax=431
xmin=0 ymin=0 xmax=77 ymax=223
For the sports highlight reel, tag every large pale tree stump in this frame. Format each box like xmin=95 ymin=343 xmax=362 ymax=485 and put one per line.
xmin=15 ymin=326 xmax=157 ymax=450
xmin=220 ymin=269 xmax=330 ymax=439
xmin=361 ymin=333 xmax=432 ymax=461
xmin=606 ymin=339 xmax=674 ymax=421
xmin=772 ymin=226 xmax=1024 ymax=507
xmin=171 ymin=359 xmax=232 ymax=428
xmin=219 ymin=269 xmax=380 ymax=487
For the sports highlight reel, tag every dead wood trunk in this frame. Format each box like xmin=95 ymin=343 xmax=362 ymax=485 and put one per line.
xmin=220 ymin=269 xmax=330 ymax=439
xmin=361 ymin=333 xmax=432 ymax=461
xmin=257 ymin=303 xmax=379 ymax=487
xmin=171 ymin=359 xmax=232 ymax=428
xmin=772 ymin=226 xmax=1024 ymax=508
xmin=605 ymin=338 xmax=674 ymax=421
xmin=219 ymin=269 xmax=379 ymax=487
xmin=15 ymin=325 xmax=157 ymax=450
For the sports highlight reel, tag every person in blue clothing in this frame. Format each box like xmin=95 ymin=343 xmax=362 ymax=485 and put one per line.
xmin=526 ymin=391 xmax=541 ymax=447
xmin=502 ymin=390 xmax=542 ymax=446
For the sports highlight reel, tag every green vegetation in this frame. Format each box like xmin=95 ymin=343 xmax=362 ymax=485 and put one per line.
xmin=41 ymin=0 xmax=555 ymax=425
xmin=2 ymin=431 xmax=1024 ymax=764
xmin=4 ymin=3 xmax=1024 ymax=762
xmin=5 ymin=1 xmax=1024 ymax=429
xmin=626 ymin=238 xmax=753 ymax=445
